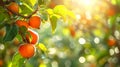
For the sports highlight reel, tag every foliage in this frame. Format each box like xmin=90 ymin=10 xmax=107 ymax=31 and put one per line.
xmin=0 ymin=0 xmax=120 ymax=67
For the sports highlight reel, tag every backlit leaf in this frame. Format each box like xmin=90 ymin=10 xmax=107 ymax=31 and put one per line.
xmin=47 ymin=8 xmax=53 ymax=15
xmin=53 ymin=5 xmax=68 ymax=21
xmin=30 ymin=0 xmax=37 ymax=6
xmin=37 ymin=43 xmax=47 ymax=52
xmin=50 ymin=15 xmax=58 ymax=32
xmin=12 ymin=52 xmax=26 ymax=67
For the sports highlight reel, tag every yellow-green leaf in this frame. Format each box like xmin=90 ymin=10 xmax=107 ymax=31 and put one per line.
xmin=50 ymin=15 xmax=58 ymax=32
xmin=37 ymin=43 xmax=47 ymax=52
xmin=53 ymin=5 xmax=68 ymax=21
xmin=46 ymin=8 xmax=54 ymax=15
xmin=39 ymin=63 xmax=47 ymax=67
xmin=67 ymin=11 xmax=76 ymax=19
xmin=30 ymin=0 xmax=37 ymax=6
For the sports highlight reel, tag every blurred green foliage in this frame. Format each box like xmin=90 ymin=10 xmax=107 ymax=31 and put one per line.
xmin=0 ymin=0 xmax=120 ymax=67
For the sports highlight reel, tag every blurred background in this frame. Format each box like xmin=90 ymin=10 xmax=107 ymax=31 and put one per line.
xmin=0 ymin=0 xmax=120 ymax=67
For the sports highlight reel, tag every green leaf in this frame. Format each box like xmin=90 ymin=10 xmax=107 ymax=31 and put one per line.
xmin=93 ymin=29 xmax=103 ymax=37
xmin=3 ymin=24 xmax=18 ymax=42
xmin=19 ymin=26 xmax=28 ymax=34
xmin=38 ymin=0 xmax=50 ymax=5
xmin=50 ymin=15 xmax=58 ymax=32
xmin=108 ymin=15 xmax=116 ymax=28
xmin=20 ymin=3 xmax=33 ymax=15
xmin=53 ymin=5 xmax=68 ymax=21
xmin=0 ymin=8 xmax=10 ymax=22
xmin=41 ymin=12 xmax=48 ymax=21
xmin=47 ymin=8 xmax=54 ymax=15
xmin=67 ymin=11 xmax=76 ymax=19
xmin=116 ymin=0 xmax=120 ymax=6
xmin=12 ymin=52 xmax=26 ymax=67
xmin=111 ymin=0 xmax=117 ymax=5
xmin=37 ymin=43 xmax=48 ymax=52
xmin=0 ymin=6 xmax=6 ymax=12
xmin=0 ymin=13 xmax=6 ymax=22
xmin=21 ymin=0 xmax=37 ymax=7
xmin=29 ymin=0 xmax=37 ymax=6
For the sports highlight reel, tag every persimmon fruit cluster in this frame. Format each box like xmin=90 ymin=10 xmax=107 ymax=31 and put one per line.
xmin=7 ymin=2 xmax=41 ymax=58
xmin=16 ymin=16 xmax=41 ymax=29
xmin=16 ymin=16 xmax=40 ymax=58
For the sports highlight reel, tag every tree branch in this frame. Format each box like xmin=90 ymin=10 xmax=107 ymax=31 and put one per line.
xmin=0 ymin=0 xmax=38 ymax=19
xmin=6 ymin=6 xmax=38 ymax=18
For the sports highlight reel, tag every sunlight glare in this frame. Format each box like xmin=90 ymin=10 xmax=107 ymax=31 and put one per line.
xmin=0 ymin=44 xmax=5 ymax=50
xmin=94 ymin=37 xmax=100 ymax=44
xmin=109 ymin=49 xmax=114 ymax=56
xmin=115 ymin=47 xmax=119 ymax=54
xmin=48 ymin=48 xmax=57 ymax=55
xmin=52 ymin=61 xmax=58 ymax=67
xmin=79 ymin=56 xmax=86 ymax=63
xmin=78 ymin=38 xmax=86 ymax=45
xmin=82 ymin=0 xmax=92 ymax=6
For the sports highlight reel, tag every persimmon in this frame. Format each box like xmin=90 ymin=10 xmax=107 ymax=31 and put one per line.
xmin=16 ymin=20 xmax=29 ymax=28
xmin=26 ymin=29 xmax=39 ymax=44
xmin=107 ymin=8 xmax=115 ymax=17
xmin=29 ymin=16 xmax=41 ymax=29
xmin=0 ymin=59 xmax=3 ymax=67
xmin=19 ymin=43 xmax=35 ymax=58
xmin=48 ymin=1 xmax=56 ymax=8
xmin=107 ymin=38 xmax=116 ymax=46
xmin=7 ymin=2 xmax=19 ymax=14
xmin=69 ymin=26 xmax=76 ymax=37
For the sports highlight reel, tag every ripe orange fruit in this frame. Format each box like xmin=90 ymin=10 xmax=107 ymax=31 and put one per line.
xmin=107 ymin=8 xmax=115 ymax=17
xmin=26 ymin=29 xmax=39 ymax=44
xmin=69 ymin=26 xmax=76 ymax=37
xmin=7 ymin=2 xmax=19 ymax=14
xmin=16 ymin=20 xmax=29 ymax=28
xmin=19 ymin=43 xmax=35 ymax=58
xmin=0 ymin=59 xmax=3 ymax=67
xmin=108 ymin=38 xmax=116 ymax=46
xmin=29 ymin=16 xmax=41 ymax=29
xmin=48 ymin=1 xmax=56 ymax=8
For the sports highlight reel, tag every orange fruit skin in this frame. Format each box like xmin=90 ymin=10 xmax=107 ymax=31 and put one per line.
xmin=26 ymin=29 xmax=39 ymax=44
xmin=107 ymin=8 xmax=115 ymax=17
xmin=108 ymin=38 xmax=116 ymax=46
xmin=7 ymin=2 xmax=19 ymax=14
xmin=49 ymin=1 xmax=56 ymax=8
xmin=19 ymin=43 xmax=35 ymax=58
xmin=0 ymin=59 xmax=3 ymax=67
xmin=29 ymin=16 xmax=41 ymax=29
xmin=16 ymin=20 xmax=29 ymax=28
xmin=69 ymin=26 xmax=76 ymax=37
